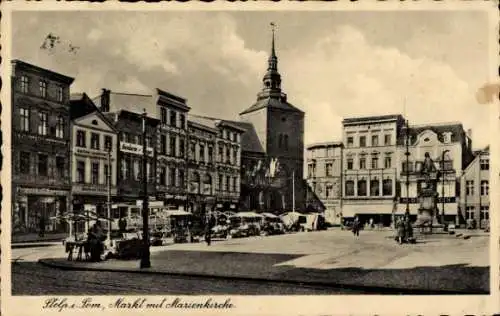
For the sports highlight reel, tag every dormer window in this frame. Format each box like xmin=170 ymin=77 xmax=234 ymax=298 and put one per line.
xmin=442 ymin=132 xmax=452 ymax=144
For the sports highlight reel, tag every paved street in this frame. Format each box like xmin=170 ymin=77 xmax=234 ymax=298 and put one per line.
xmin=13 ymin=228 xmax=490 ymax=294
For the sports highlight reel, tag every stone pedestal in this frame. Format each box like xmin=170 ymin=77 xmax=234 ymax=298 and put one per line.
xmin=415 ymin=188 xmax=438 ymax=227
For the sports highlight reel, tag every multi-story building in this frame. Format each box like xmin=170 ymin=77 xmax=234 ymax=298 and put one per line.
xmin=398 ymin=122 xmax=474 ymax=225
xmin=69 ymin=93 xmax=118 ymax=230
xmin=341 ymin=115 xmax=405 ymax=226
xmin=11 ymin=60 xmax=74 ymax=235
xmin=155 ymin=89 xmax=190 ymax=209
xmin=237 ymin=27 xmax=305 ymax=212
xmin=460 ymin=146 xmax=490 ymax=228
xmin=306 ymin=142 xmax=343 ymax=224
xmin=187 ymin=115 xmax=245 ymax=214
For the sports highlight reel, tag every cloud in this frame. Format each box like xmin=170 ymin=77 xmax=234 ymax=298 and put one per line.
xmin=284 ymin=25 xmax=487 ymax=148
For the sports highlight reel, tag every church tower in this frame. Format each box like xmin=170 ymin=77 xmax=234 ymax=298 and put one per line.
xmin=239 ymin=23 xmax=305 ymax=212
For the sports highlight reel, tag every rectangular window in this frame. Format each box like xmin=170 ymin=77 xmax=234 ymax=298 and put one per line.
xmin=208 ymin=147 xmax=213 ymax=163
xmin=20 ymin=152 xmax=30 ymax=174
xmin=218 ymin=146 xmax=223 ymax=162
xmin=170 ymin=136 xmax=176 ymax=157
xmin=147 ymin=162 xmax=152 ymax=182
xmin=233 ymin=177 xmax=237 ymax=192
xmin=466 ymin=180 xmax=474 ymax=195
xmin=179 ymin=139 xmax=185 ymax=157
xmin=90 ymin=133 xmax=100 ymax=150
xmin=56 ymin=156 xmax=65 ymax=178
xmin=38 ymin=111 xmax=48 ymax=135
xmin=480 ymin=206 xmax=489 ymax=220
xmin=135 ymin=135 xmax=142 ymax=146
xmin=91 ymin=162 xmax=99 ymax=184
xmin=347 ymin=137 xmax=354 ymax=147
xmin=347 ymin=159 xmax=353 ymax=170
xmin=19 ymin=108 xmax=30 ymax=132
xmin=76 ymin=130 xmax=86 ymax=147
xmin=55 ymin=116 xmax=64 ymax=138
xmin=39 ymin=80 xmax=47 ymax=98
xmin=226 ymin=176 xmax=231 ymax=192
xmin=104 ymin=164 xmax=110 ymax=185
xmin=384 ymin=134 xmax=391 ymax=145
xmin=384 ymin=156 xmax=392 ymax=168
xmin=104 ymin=135 xmax=112 ymax=151
xmin=371 ymin=135 xmax=379 ymax=146
xmin=179 ymin=114 xmax=186 ymax=129
xmin=225 ymin=146 xmax=231 ymax=164
xmin=233 ymin=149 xmax=238 ymax=165
xmin=77 ymin=161 xmax=85 ymax=183
xmin=480 ymin=159 xmax=489 ymax=170
xmin=219 ymin=174 xmax=224 ymax=191
xmin=37 ymin=154 xmax=48 ymax=176
xmin=161 ymin=108 xmax=167 ymax=125
xmin=20 ymin=75 xmax=29 ymax=93
xmin=345 ymin=180 xmax=354 ymax=196
xmin=325 ymin=163 xmax=333 ymax=176
xmin=170 ymin=110 xmax=177 ymax=127
xmin=146 ymin=136 xmax=152 ymax=148
xmin=371 ymin=157 xmax=379 ymax=169
xmin=121 ymin=158 xmax=128 ymax=180
xmin=359 ymin=136 xmax=366 ymax=147
xmin=481 ymin=180 xmax=489 ymax=196
xmin=359 ymin=157 xmax=366 ymax=169
xmin=178 ymin=169 xmax=184 ymax=188
xmin=466 ymin=206 xmax=475 ymax=220
xmin=133 ymin=159 xmax=140 ymax=181
xmin=57 ymin=86 xmax=64 ymax=102
xmin=169 ymin=167 xmax=176 ymax=186
xmin=160 ymin=135 xmax=167 ymax=154
xmin=199 ymin=144 xmax=205 ymax=162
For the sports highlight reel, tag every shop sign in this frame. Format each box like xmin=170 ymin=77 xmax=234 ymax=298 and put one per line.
xmin=18 ymin=188 xmax=68 ymax=196
xmin=136 ymin=200 xmax=164 ymax=208
xmin=75 ymin=147 xmax=110 ymax=159
xmin=120 ymin=142 xmax=153 ymax=157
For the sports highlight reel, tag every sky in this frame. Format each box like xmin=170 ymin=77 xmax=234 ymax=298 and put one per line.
xmin=12 ymin=10 xmax=491 ymax=149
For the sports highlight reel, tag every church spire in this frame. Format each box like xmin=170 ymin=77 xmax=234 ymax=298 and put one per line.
xmin=259 ymin=22 xmax=282 ymax=99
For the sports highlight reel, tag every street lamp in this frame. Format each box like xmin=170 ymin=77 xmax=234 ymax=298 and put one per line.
xmin=140 ymin=109 xmax=151 ymax=269
xmin=441 ymin=149 xmax=450 ymax=230
xmin=405 ymin=119 xmax=410 ymax=215
xmin=106 ymin=145 xmax=112 ymax=247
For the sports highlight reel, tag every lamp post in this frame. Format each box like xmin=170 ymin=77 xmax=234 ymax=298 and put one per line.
xmin=107 ymin=146 xmax=112 ymax=246
xmin=405 ymin=119 xmax=410 ymax=215
xmin=140 ymin=109 xmax=151 ymax=269
xmin=441 ymin=149 xmax=450 ymax=230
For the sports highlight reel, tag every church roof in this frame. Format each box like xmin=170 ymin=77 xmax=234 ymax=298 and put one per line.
xmin=239 ymin=96 xmax=304 ymax=115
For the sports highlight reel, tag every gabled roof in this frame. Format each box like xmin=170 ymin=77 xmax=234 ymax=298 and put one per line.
xmin=70 ymin=93 xmax=118 ymax=132
xmin=224 ymin=120 xmax=265 ymax=154
xmin=240 ymin=96 xmax=304 ymax=116
xmin=404 ymin=122 xmax=465 ymax=146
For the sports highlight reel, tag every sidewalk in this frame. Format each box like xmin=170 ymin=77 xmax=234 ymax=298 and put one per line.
xmin=39 ymin=230 xmax=489 ymax=294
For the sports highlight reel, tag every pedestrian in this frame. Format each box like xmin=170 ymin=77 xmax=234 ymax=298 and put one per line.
xmin=118 ymin=217 xmax=127 ymax=234
xmin=39 ymin=216 xmax=46 ymax=238
xmin=404 ymin=215 xmax=413 ymax=243
xmin=352 ymin=216 xmax=360 ymax=237
xmin=204 ymin=213 xmax=215 ymax=246
xmin=369 ymin=218 xmax=374 ymax=229
xmin=88 ymin=220 xmax=104 ymax=262
xmin=396 ymin=218 xmax=405 ymax=244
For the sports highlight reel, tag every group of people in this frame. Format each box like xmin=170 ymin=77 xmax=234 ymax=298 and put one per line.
xmin=395 ymin=215 xmax=414 ymax=244
xmin=87 ymin=220 xmax=106 ymax=262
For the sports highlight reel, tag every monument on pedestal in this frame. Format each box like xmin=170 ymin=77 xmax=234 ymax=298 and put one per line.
xmin=415 ymin=152 xmax=441 ymax=232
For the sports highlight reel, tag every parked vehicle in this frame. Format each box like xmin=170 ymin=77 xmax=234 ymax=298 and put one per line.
xmin=228 ymin=212 xmax=263 ymax=238
xmin=110 ymin=232 xmax=144 ymax=259
xmin=281 ymin=212 xmax=307 ymax=232
xmin=260 ymin=213 xmax=285 ymax=235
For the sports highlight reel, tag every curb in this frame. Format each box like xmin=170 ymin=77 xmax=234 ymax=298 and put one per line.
xmin=12 ymin=243 xmax=60 ymax=249
xmin=38 ymin=259 xmax=488 ymax=295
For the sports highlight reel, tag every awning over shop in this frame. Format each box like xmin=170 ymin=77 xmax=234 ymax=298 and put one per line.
xmin=397 ymin=203 xmax=458 ymax=215
xmin=341 ymin=203 xmax=394 ymax=218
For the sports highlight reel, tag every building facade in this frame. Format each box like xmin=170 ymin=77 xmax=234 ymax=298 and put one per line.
xmin=155 ymin=89 xmax=190 ymax=209
xmin=398 ymin=123 xmax=474 ymax=224
xmin=459 ymin=146 xmax=490 ymax=229
xmin=306 ymin=142 xmax=343 ymax=224
xmin=341 ymin=115 xmax=404 ymax=226
xmin=238 ymin=28 xmax=305 ymax=213
xmin=11 ymin=60 xmax=74 ymax=235
xmin=70 ymin=105 xmax=118 ymax=226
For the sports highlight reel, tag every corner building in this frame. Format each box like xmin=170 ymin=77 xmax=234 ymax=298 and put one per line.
xmin=11 ymin=60 xmax=74 ymax=235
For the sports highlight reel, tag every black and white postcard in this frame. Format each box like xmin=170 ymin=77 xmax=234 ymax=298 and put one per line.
xmin=1 ymin=2 xmax=499 ymax=316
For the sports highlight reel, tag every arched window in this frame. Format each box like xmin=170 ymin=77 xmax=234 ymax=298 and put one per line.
xmin=345 ymin=180 xmax=355 ymax=196
xmin=370 ymin=179 xmax=380 ymax=196
xmin=357 ymin=179 xmax=367 ymax=196
xmin=383 ymin=179 xmax=393 ymax=196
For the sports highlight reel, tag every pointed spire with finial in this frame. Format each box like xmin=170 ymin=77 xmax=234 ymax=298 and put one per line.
xmin=268 ymin=22 xmax=278 ymax=71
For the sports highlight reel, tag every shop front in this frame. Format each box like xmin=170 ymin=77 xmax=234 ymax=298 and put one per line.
xmin=12 ymin=187 xmax=70 ymax=234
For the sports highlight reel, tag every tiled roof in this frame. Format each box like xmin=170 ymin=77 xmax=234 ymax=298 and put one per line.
xmin=224 ymin=120 xmax=265 ymax=154
xmin=188 ymin=115 xmax=218 ymax=133
xmin=69 ymin=93 xmax=99 ymax=119
xmin=342 ymin=114 xmax=404 ymax=125
xmin=306 ymin=141 xmax=343 ymax=150
xmin=404 ymin=123 xmax=465 ymax=145
xmin=240 ymin=97 xmax=304 ymax=115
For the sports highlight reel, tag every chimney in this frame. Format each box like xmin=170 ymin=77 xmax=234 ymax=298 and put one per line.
xmin=467 ymin=129 xmax=472 ymax=149
xmin=101 ymin=88 xmax=111 ymax=112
